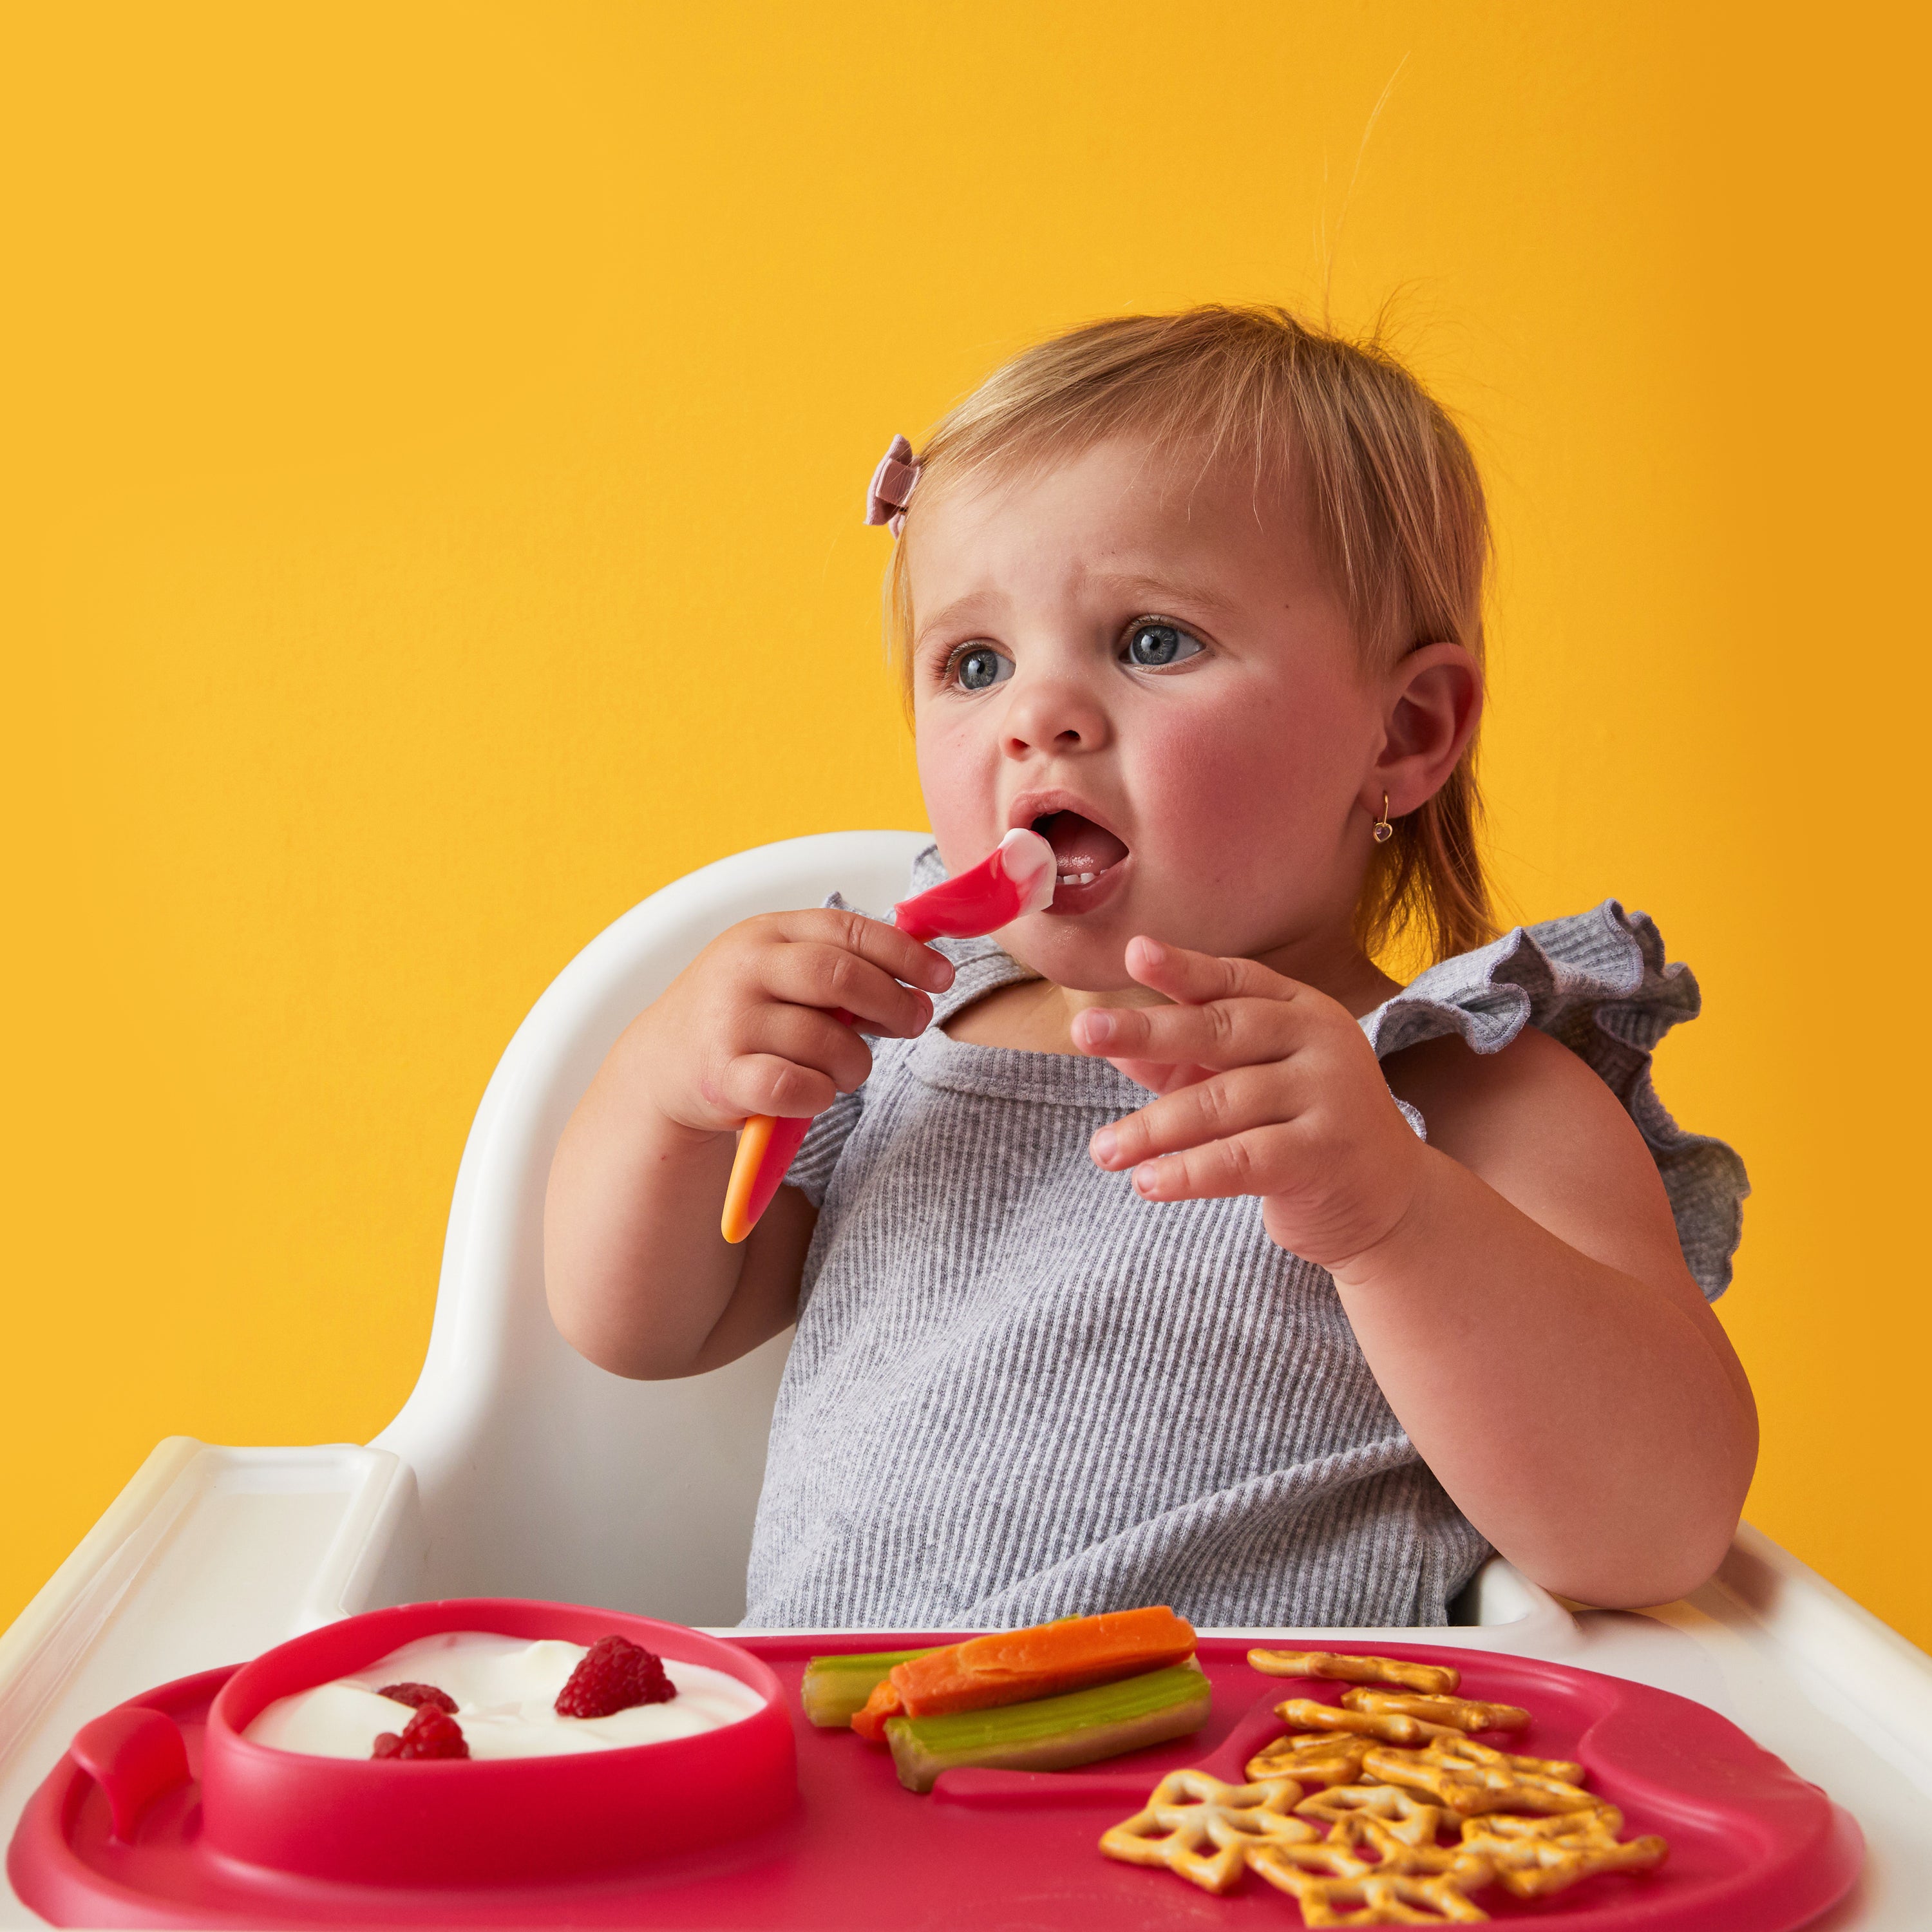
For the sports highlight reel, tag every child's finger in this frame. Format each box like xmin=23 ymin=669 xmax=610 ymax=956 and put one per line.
xmin=1103 ymin=1055 xmax=1217 ymax=1097
xmin=1122 ymin=936 xmax=1301 ymax=1007
xmin=714 ymin=1052 xmax=840 ymax=1122
xmin=1122 ymin=1126 xmax=1295 ymax=1204
xmin=728 ymin=1005 xmax=874 ymax=1101
xmin=1089 ymin=1067 xmax=1296 ymax=1170
xmin=759 ymin=942 xmax=934 ymax=1037
xmin=1072 ymin=994 xmax=1304 ymax=1071
xmin=769 ymin=907 xmax=956 ymax=995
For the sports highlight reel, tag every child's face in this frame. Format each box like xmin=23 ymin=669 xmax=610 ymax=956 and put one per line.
xmin=907 ymin=435 xmax=1388 ymax=992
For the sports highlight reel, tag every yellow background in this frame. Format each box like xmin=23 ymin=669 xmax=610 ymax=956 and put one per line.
xmin=4 ymin=5 xmax=1927 ymax=1648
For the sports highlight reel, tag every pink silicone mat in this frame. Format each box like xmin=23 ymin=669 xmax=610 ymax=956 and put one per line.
xmin=10 ymin=1635 xmax=1862 ymax=1929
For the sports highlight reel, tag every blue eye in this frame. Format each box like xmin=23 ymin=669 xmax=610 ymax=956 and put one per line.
xmin=952 ymin=645 xmax=1014 ymax=692
xmin=1124 ymin=621 xmax=1203 ymax=668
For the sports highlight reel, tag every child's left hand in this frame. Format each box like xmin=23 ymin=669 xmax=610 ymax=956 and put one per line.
xmin=1073 ymin=936 xmax=1425 ymax=1271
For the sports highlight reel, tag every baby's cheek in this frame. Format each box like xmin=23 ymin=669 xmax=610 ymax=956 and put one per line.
xmin=914 ymin=716 xmax=1000 ymax=872
xmin=1139 ymin=712 xmax=1316 ymax=853
xmin=1130 ymin=700 xmax=1357 ymax=943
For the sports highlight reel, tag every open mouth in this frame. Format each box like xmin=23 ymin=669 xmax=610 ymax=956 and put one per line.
xmin=1031 ymin=810 xmax=1130 ymax=908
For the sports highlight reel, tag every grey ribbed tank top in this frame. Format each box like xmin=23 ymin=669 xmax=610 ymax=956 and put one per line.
xmin=741 ymin=847 xmax=1746 ymax=1631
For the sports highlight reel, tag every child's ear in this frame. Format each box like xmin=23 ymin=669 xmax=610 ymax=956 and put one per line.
xmin=1366 ymin=641 xmax=1483 ymax=818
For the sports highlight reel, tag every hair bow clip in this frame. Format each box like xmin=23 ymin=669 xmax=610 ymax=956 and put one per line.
xmin=866 ymin=433 xmax=920 ymax=537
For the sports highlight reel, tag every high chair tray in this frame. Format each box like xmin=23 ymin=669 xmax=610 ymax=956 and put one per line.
xmin=10 ymin=1635 xmax=1861 ymax=1930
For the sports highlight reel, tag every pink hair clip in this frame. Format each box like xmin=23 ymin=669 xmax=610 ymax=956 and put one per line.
xmin=865 ymin=433 xmax=920 ymax=537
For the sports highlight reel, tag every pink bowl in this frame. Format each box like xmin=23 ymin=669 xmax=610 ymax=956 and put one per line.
xmin=201 ymin=1598 xmax=795 ymax=1885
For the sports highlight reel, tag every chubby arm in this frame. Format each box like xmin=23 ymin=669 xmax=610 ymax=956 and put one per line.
xmin=1350 ymin=1028 xmax=1755 ymax=1605
xmin=1077 ymin=938 xmax=1756 ymax=1608
xmin=544 ymin=1040 xmax=817 ymax=1380
xmin=544 ymin=909 xmax=951 ymax=1380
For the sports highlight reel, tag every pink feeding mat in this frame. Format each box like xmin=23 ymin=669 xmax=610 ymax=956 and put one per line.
xmin=10 ymin=1626 xmax=1862 ymax=1929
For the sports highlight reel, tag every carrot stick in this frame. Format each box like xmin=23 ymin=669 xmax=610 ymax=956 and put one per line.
xmin=881 ymin=1607 xmax=1196 ymax=1720
xmin=849 ymin=1677 xmax=905 ymax=1742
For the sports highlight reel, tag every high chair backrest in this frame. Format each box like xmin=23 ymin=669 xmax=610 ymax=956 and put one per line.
xmin=372 ymin=831 xmax=933 ymax=1627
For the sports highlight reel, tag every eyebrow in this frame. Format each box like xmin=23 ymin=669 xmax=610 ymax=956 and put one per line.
xmin=1088 ymin=571 xmax=1243 ymax=616
xmin=913 ymin=590 xmax=1009 ymax=647
xmin=915 ymin=571 xmax=1241 ymax=646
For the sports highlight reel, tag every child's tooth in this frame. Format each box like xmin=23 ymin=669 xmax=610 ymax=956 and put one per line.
xmin=1079 ymin=872 xmax=1094 ymax=884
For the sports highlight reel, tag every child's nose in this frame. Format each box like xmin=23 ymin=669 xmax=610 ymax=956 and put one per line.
xmin=999 ymin=671 xmax=1111 ymax=759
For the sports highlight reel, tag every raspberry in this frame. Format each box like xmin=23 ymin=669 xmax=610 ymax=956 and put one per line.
xmin=370 ymin=1703 xmax=469 ymax=1759
xmin=375 ymin=1681 xmax=457 ymax=1714
xmin=554 ymin=1635 xmax=675 ymax=1718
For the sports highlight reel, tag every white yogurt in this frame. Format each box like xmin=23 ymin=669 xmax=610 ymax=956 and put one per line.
xmin=245 ymin=1631 xmax=764 ymax=1760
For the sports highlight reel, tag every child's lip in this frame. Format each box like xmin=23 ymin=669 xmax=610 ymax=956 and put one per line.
xmin=1005 ymin=787 xmax=1130 ymax=851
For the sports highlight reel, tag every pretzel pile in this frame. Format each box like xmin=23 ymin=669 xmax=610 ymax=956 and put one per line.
xmin=1099 ymin=1650 xmax=1667 ymax=1926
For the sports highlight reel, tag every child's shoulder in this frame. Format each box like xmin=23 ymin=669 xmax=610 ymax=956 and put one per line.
xmin=1383 ymin=1021 xmax=1636 ymax=1196
xmin=1368 ymin=901 xmax=1748 ymax=1301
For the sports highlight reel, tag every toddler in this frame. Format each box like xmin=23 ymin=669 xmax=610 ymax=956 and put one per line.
xmin=545 ymin=306 xmax=1755 ymax=1630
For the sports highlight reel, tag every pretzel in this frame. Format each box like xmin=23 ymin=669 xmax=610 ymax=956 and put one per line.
xmin=1244 ymin=1831 xmax=1379 ymax=1884
xmin=1460 ymin=1804 xmax=1624 ymax=1844
xmin=1097 ymin=1768 xmax=1316 ymax=1895
xmin=1277 ymin=1698 xmax=1464 ymax=1747
xmin=1247 ymin=1849 xmax=1491 ymax=1925
xmin=1295 ymin=1781 xmax=1444 ymax=1849
xmin=1341 ymin=1687 xmax=1530 ymax=1734
xmin=1110 ymin=1663 xmax=1672 ymax=1921
xmin=1428 ymin=1734 xmax=1586 ymax=1786
xmin=1326 ymin=1815 xmax=1498 ymax=1889
xmin=1457 ymin=1821 xmax=1669 ymax=1899
xmin=1247 ymin=1732 xmax=1378 ymax=1786
xmin=1249 ymin=1648 xmax=1460 ymax=1695
xmin=1363 ymin=1743 xmax=1597 ymax=1818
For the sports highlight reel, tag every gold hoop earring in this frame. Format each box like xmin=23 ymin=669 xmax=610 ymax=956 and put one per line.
xmin=1372 ymin=793 xmax=1394 ymax=844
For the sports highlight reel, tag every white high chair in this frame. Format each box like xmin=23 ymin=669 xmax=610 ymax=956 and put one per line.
xmin=3 ymin=831 xmax=1929 ymax=1926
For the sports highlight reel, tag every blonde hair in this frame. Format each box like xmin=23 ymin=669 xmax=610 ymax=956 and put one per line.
xmin=885 ymin=304 xmax=1497 ymax=966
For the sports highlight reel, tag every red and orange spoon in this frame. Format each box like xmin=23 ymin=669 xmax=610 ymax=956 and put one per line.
xmin=719 ymin=828 xmax=1056 ymax=1244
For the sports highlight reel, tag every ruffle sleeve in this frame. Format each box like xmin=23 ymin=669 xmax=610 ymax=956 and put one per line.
xmin=1361 ymin=901 xmax=1749 ymax=1300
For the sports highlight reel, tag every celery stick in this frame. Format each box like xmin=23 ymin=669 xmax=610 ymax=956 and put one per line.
xmin=885 ymin=1660 xmax=1211 ymax=1792
xmin=800 ymin=1648 xmax=939 ymax=1727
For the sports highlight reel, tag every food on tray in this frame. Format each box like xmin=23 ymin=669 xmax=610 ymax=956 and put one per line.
xmin=807 ymin=1607 xmax=1211 ymax=1792
xmin=1457 ymin=1810 xmax=1667 ymax=1899
xmin=800 ymin=1647 xmax=940 ymax=1727
xmin=1249 ymin=1856 xmax=1493 ymax=1926
xmin=1247 ymin=1648 xmax=1460 ymax=1695
xmin=850 ymin=1605 xmax=1197 ymax=1739
xmin=887 ymin=1659 xmax=1212 ymax=1793
xmin=1294 ymin=1782 xmax=1444 ymax=1847
xmin=1274 ymin=1697 xmax=1465 ymax=1747
xmin=1340 ymin=1687 xmax=1528 ymax=1734
xmin=375 ymin=1681 xmax=458 ymax=1713
xmin=1099 ymin=1768 xmax=1320 ymax=1895
xmin=1245 ymin=1731 xmax=1378 ymax=1787
xmin=1362 ymin=1739 xmax=1595 ymax=1817
xmin=370 ymin=1704 xmax=469 ymax=1759
xmin=1105 ymin=1651 xmax=1669 ymax=1923
xmin=553 ymin=1634 xmax=676 ymax=1718
xmin=244 ymin=1631 xmax=762 ymax=1761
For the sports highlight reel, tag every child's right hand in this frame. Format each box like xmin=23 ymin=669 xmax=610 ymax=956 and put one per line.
xmin=633 ymin=909 xmax=954 ymax=1137
xmin=547 ymin=909 xmax=951 ymax=1381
